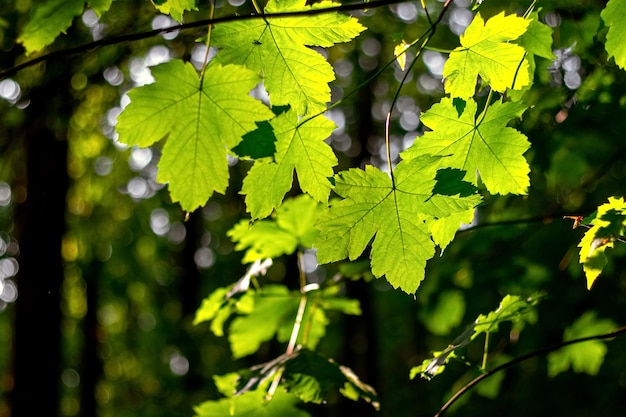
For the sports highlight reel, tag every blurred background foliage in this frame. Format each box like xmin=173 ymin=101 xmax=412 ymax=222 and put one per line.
xmin=1 ymin=0 xmax=626 ymax=416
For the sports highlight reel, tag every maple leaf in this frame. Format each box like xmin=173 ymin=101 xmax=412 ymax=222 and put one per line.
xmin=602 ymin=0 xmax=626 ymax=70
xmin=402 ymin=97 xmax=530 ymax=195
xmin=315 ymin=155 xmax=481 ymax=294
xmin=212 ymin=0 xmax=365 ymax=115
xmin=578 ymin=197 xmax=626 ymax=289
xmin=194 ymin=389 xmax=310 ymax=417
xmin=517 ymin=12 xmax=556 ymax=60
xmin=116 ymin=60 xmax=273 ymax=212
xmin=152 ymin=0 xmax=197 ymax=21
xmin=242 ymin=110 xmax=337 ymax=219
xmin=18 ymin=0 xmax=84 ymax=53
xmin=228 ymin=195 xmax=321 ymax=262
xmin=443 ymin=12 xmax=530 ymax=99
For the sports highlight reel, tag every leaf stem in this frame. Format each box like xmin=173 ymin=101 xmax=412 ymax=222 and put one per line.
xmin=199 ymin=0 xmax=216 ymax=82
xmin=481 ymin=331 xmax=489 ymax=369
xmin=251 ymin=0 xmax=263 ymax=14
xmin=383 ymin=0 xmax=454 ymax=184
xmin=266 ymin=251 xmax=309 ymax=400
xmin=475 ymin=88 xmax=494 ymax=126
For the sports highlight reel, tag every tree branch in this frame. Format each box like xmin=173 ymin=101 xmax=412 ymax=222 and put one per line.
xmin=0 ymin=0 xmax=415 ymax=80
xmin=434 ymin=324 xmax=626 ymax=417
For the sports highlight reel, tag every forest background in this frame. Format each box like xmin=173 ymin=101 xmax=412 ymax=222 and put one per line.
xmin=1 ymin=0 xmax=626 ymax=416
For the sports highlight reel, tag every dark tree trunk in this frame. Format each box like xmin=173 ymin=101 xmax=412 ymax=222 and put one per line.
xmin=11 ymin=75 xmax=71 ymax=417
xmin=80 ymin=263 xmax=101 ymax=417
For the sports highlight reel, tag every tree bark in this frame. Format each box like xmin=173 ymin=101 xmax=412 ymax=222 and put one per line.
xmin=11 ymin=79 xmax=70 ymax=417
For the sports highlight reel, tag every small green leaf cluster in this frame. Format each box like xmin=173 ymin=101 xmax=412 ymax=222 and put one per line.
xmin=410 ymin=294 xmax=540 ymax=380
xmin=193 ymin=260 xmax=374 ymax=412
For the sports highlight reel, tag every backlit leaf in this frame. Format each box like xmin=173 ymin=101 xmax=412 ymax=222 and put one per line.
xmin=518 ymin=12 xmax=556 ymax=60
xmin=402 ymin=97 xmax=530 ymax=195
xmin=153 ymin=0 xmax=197 ymax=21
xmin=229 ymin=285 xmax=298 ymax=358
xmin=212 ymin=0 xmax=365 ymax=115
xmin=235 ymin=348 xmax=378 ymax=409
xmin=578 ymin=196 xmax=626 ymax=289
xmin=242 ymin=110 xmax=337 ymax=219
xmin=18 ymin=0 xmax=84 ymax=54
xmin=194 ymin=389 xmax=310 ymax=417
xmin=315 ymin=155 xmax=481 ymax=293
xmin=412 ymin=294 xmax=540 ymax=379
xmin=228 ymin=195 xmax=321 ymax=262
xmin=602 ymin=0 xmax=626 ymax=70
xmin=443 ymin=12 xmax=530 ymax=98
xmin=116 ymin=60 xmax=273 ymax=212
xmin=394 ymin=41 xmax=410 ymax=71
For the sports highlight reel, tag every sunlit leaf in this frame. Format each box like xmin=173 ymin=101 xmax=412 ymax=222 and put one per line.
xmin=602 ymin=0 xmax=626 ymax=70
xmin=517 ymin=12 xmax=556 ymax=60
xmin=194 ymin=389 xmax=310 ymax=417
xmin=315 ymin=155 xmax=481 ymax=294
xmin=412 ymin=294 xmax=540 ymax=379
xmin=394 ymin=41 xmax=411 ymax=71
xmin=212 ymin=0 xmax=365 ymax=115
xmin=578 ymin=196 xmax=626 ymax=289
xmin=241 ymin=110 xmax=337 ymax=219
xmin=229 ymin=286 xmax=298 ymax=358
xmin=18 ymin=0 xmax=85 ymax=54
xmin=228 ymin=195 xmax=322 ymax=262
xmin=236 ymin=348 xmax=379 ymax=409
xmin=547 ymin=311 xmax=616 ymax=377
xmin=152 ymin=0 xmax=197 ymax=21
xmin=443 ymin=12 xmax=530 ymax=98
xmin=473 ymin=294 xmax=538 ymax=336
xmin=116 ymin=60 xmax=273 ymax=212
xmin=402 ymin=97 xmax=530 ymax=195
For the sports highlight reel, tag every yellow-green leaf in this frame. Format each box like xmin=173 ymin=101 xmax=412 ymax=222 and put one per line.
xmin=18 ymin=0 xmax=85 ymax=54
xmin=578 ymin=196 xmax=626 ymax=289
xmin=212 ymin=0 xmax=365 ymax=115
xmin=402 ymin=97 xmax=530 ymax=195
xmin=241 ymin=110 xmax=337 ymax=219
xmin=602 ymin=0 xmax=626 ymax=70
xmin=315 ymin=155 xmax=481 ymax=294
xmin=152 ymin=0 xmax=197 ymax=22
xmin=443 ymin=12 xmax=530 ymax=98
xmin=116 ymin=60 xmax=273 ymax=212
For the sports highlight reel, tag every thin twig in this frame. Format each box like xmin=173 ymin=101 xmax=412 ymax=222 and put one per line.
xmin=434 ymin=324 xmax=626 ymax=417
xmin=0 ymin=0 xmax=412 ymax=80
xmin=383 ymin=0 xmax=454 ymax=184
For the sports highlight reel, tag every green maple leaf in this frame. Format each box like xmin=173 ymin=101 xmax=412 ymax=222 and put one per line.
xmin=194 ymin=389 xmax=310 ymax=417
xmin=315 ymin=155 xmax=481 ymax=294
xmin=443 ymin=12 xmax=530 ymax=99
xmin=212 ymin=0 xmax=365 ymax=115
xmin=402 ymin=97 xmax=530 ymax=195
xmin=18 ymin=0 xmax=85 ymax=53
xmin=602 ymin=0 xmax=626 ymax=70
xmin=518 ymin=12 xmax=556 ymax=60
xmin=228 ymin=195 xmax=321 ymax=262
xmin=116 ymin=60 xmax=273 ymax=212
xmin=152 ymin=0 xmax=197 ymax=21
xmin=242 ymin=110 xmax=337 ymax=219
xmin=578 ymin=196 xmax=626 ymax=289
xmin=229 ymin=286 xmax=298 ymax=358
